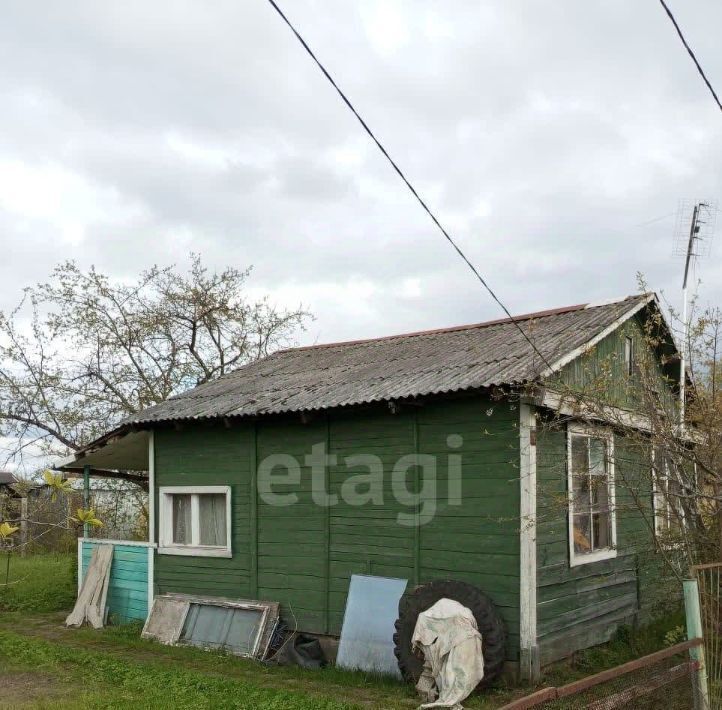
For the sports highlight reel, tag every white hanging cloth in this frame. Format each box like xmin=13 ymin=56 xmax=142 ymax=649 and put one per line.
xmin=411 ymin=598 xmax=485 ymax=710
xmin=65 ymin=544 xmax=114 ymax=629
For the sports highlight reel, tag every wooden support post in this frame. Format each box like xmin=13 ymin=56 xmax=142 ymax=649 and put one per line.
xmin=249 ymin=422 xmax=258 ymax=599
xmin=684 ymin=578 xmax=710 ymax=710
xmin=83 ymin=465 xmax=90 ymax=539
xmin=412 ymin=410 xmax=420 ymax=587
xmin=324 ymin=414 xmax=331 ymax=634
xmin=148 ymin=430 xmax=155 ymax=611
xmin=519 ymin=402 xmax=539 ymax=682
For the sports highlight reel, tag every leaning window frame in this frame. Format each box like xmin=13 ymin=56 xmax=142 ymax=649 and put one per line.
xmin=142 ymin=593 xmax=280 ymax=660
xmin=158 ymin=485 xmax=232 ymax=558
xmin=567 ymin=424 xmax=617 ymax=567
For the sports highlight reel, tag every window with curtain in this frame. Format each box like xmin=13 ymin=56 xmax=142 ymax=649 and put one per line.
xmin=568 ymin=428 xmax=616 ymax=565
xmin=172 ymin=494 xmax=192 ymax=544
xmin=159 ymin=486 xmax=231 ymax=557
xmin=198 ymin=494 xmax=227 ymax=546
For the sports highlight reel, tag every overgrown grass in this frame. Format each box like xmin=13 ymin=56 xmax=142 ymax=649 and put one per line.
xmin=572 ymin=612 xmax=687 ymax=672
xmin=0 ymin=613 xmax=687 ymax=710
xmin=59 ymin=620 xmax=415 ymax=697
xmin=0 ymin=629 xmax=360 ymax=709
xmin=542 ymin=611 xmax=688 ymax=688
xmin=0 ymin=553 xmax=76 ymax=613
xmin=0 ymin=617 xmax=526 ymax=709
xmin=0 ymin=553 xmax=688 ymax=709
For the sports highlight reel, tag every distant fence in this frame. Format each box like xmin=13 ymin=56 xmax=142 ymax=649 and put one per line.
xmin=499 ymin=639 xmax=702 ymax=710
xmin=693 ymin=562 xmax=722 ymax=709
xmin=1 ymin=488 xmax=82 ymax=554
xmin=79 ymin=539 xmax=153 ymax=624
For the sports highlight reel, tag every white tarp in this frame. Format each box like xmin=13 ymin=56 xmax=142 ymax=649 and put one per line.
xmin=411 ymin=598 xmax=485 ymax=710
xmin=65 ymin=544 xmax=113 ymax=628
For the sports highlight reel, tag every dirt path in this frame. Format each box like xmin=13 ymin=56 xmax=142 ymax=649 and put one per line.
xmin=0 ymin=613 xmax=422 ymax=709
xmin=0 ymin=671 xmax=74 ymax=708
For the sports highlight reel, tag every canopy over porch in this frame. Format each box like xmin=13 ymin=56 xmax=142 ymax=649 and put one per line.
xmin=58 ymin=428 xmax=149 ymax=489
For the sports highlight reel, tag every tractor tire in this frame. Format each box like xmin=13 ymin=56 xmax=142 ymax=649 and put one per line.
xmin=393 ymin=579 xmax=506 ymax=689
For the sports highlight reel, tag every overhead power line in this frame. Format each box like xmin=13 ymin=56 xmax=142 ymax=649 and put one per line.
xmin=658 ymin=0 xmax=722 ymax=114
xmin=633 ymin=212 xmax=674 ymax=228
xmin=264 ymin=0 xmax=556 ymax=372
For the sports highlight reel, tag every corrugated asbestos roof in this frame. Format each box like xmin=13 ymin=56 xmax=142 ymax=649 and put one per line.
xmin=121 ymin=294 xmax=651 ymax=426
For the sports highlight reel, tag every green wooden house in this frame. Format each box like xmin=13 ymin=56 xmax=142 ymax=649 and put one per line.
xmin=62 ymin=292 xmax=680 ymax=679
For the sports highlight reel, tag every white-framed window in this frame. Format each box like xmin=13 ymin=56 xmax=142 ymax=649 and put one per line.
xmin=652 ymin=449 xmax=685 ymax=538
xmin=567 ymin=426 xmax=617 ymax=566
xmin=624 ymin=336 xmax=634 ymax=377
xmin=158 ymin=486 xmax=232 ymax=558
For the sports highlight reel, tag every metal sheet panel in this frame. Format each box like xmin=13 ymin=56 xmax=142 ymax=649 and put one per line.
xmin=337 ymin=574 xmax=408 ymax=677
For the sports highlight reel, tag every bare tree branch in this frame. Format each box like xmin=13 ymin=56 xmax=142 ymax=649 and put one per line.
xmin=0 ymin=255 xmax=311 ymax=469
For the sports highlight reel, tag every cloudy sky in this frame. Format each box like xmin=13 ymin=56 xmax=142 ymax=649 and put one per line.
xmin=1 ymin=0 xmax=721 ymax=346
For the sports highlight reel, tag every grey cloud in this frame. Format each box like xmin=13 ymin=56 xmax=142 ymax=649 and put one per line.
xmin=0 ymin=0 xmax=721 ymax=345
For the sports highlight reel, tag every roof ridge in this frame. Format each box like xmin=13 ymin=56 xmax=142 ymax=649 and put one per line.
xmin=283 ymin=294 xmax=644 ymax=353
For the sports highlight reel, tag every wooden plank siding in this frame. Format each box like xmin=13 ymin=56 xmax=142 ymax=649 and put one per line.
xmin=534 ymin=307 xmax=680 ymax=664
xmin=154 ymin=425 xmax=254 ymax=599
xmin=417 ymin=398 xmax=521 ymax=659
xmin=81 ymin=541 xmax=150 ymax=623
xmin=152 ymin=394 xmax=523 ymax=661
xmin=559 ymin=313 xmax=676 ymax=412
xmin=535 ymin=424 xmax=654 ymax=666
xmin=257 ymin=417 xmax=329 ymax=634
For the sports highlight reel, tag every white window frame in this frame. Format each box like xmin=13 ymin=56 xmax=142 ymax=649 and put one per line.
xmin=652 ymin=449 xmax=686 ymax=538
xmin=624 ymin=336 xmax=634 ymax=377
xmin=567 ymin=425 xmax=617 ymax=567
xmin=158 ymin=485 xmax=232 ymax=558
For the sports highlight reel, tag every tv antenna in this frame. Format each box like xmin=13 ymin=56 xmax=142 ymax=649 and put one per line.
xmin=674 ymin=199 xmax=717 ymax=426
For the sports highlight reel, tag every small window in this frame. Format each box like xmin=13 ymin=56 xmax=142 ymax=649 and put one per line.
xmin=624 ymin=336 xmax=634 ymax=377
xmin=653 ymin=449 xmax=685 ymax=539
xmin=568 ymin=427 xmax=616 ymax=566
xmin=159 ymin=486 xmax=231 ymax=557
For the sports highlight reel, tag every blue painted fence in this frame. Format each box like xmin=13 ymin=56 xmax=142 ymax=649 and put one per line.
xmin=79 ymin=540 xmax=152 ymax=624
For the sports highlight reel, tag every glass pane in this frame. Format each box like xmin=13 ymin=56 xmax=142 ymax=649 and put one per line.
xmin=590 ymin=475 xmax=609 ymax=510
xmin=573 ymin=514 xmax=592 ymax=554
xmin=227 ymin=608 xmax=264 ymax=655
xmin=199 ymin=493 xmax=227 ymax=546
xmin=589 ymin=438 xmax=606 ymax=476
xmin=571 ymin=436 xmax=588 ymax=477
xmin=336 ymin=574 xmax=408 ymax=677
xmin=592 ymin=511 xmax=611 ymax=549
xmin=172 ymin=494 xmax=192 ymax=544
xmin=668 ymin=478 xmax=683 ymax=531
xmin=572 ymin=472 xmax=590 ymax=508
xmin=653 ymin=448 xmax=666 ymax=477
xmin=625 ymin=337 xmax=633 ymax=375
xmin=181 ymin=603 xmax=263 ymax=656
xmin=182 ymin=604 xmax=230 ymax=649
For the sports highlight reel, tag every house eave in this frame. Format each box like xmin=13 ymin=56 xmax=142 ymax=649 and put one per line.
xmin=539 ymin=293 xmax=658 ymax=379
xmin=57 ymin=428 xmax=150 ymax=474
